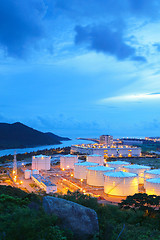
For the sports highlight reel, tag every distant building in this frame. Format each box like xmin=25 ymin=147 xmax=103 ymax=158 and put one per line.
xmin=32 ymin=155 xmax=51 ymax=171
xmin=121 ymin=138 xmax=143 ymax=145
xmin=31 ymin=174 xmax=57 ymax=194
xmin=71 ymin=144 xmax=141 ymax=158
xmin=145 ymin=137 xmax=160 ymax=142
xmin=100 ymin=135 xmax=113 ymax=145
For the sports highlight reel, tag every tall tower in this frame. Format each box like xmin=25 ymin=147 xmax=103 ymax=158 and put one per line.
xmin=13 ymin=151 xmax=17 ymax=176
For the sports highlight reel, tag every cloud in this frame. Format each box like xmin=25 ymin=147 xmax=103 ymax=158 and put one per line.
xmin=153 ymin=43 xmax=160 ymax=52
xmin=98 ymin=92 xmax=160 ymax=103
xmin=75 ymin=24 xmax=146 ymax=61
xmin=0 ymin=0 xmax=47 ymax=58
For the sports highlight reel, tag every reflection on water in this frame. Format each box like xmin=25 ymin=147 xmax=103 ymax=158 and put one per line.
xmin=0 ymin=139 xmax=93 ymax=157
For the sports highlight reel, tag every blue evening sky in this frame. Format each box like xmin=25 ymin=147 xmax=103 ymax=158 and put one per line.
xmin=0 ymin=0 xmax=160 ymax=138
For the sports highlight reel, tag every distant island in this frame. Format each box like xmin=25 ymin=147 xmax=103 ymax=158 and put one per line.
xmin=0 ymin=122 xmax=70 ymax=150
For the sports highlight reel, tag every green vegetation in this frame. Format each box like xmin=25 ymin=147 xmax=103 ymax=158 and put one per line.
xmin=2 ymin=186 xmax=160 ymax=239
xmin=56 ymin=191 xmax=160 ymax=240
xmin=0 ymin=186 xmax=69 ymax=240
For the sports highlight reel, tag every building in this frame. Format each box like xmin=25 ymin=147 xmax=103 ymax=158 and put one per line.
xmin=100 ymin=135 xmax=113 ymax=145
xmin=32 ymin=155 xmax=51 ymax=171
xmin=31 ymin=174 xmax=57 ymax=194
xmin=121 ymin=138 xmax=143 ymax=145
xmin=71 ymin=144 xmax=141 ymax=158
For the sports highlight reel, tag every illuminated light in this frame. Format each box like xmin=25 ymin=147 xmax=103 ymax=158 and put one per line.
xmin=83 ymin=190 xmax=86 ymax=193
xmin=33 ymin=156 xmax=35 ymax=159
xmin=22 ymin=163 xmax=24 ymax=166
xmin=71 ymin=174 xmax=73 ymax=177
xmin=80 ymin=179 xmax=83 ymax=182
xmin=13 ymin=170 xmax=15 ymax=174
xmin=20 ymin=181 xmax=23 ymax=184
xmin=67 ymin=165 xmax=69 ymax=168
xmin=62 ymin=168 xmax=65 ymax=171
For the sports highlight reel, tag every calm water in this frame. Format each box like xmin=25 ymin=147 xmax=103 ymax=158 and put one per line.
xmin=0 ymin=139 xmax=93 ymax=157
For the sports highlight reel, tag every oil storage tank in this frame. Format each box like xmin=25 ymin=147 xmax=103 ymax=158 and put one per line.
xmin=123 ymin=164 xmax=151 ymax=184
xmin=104 ymin=171 xmax=138 ymax=196
xmin=145 ymin=178 xmax=160 ymax=195
xmin=106 ymin=161 xmax=130 ymax=171
xmin=144 ymin=169 xmax=160 ymax=180
xmin=32 ymin=155 xmax=51 ymax=170
xmin=60 ymin=155 xmax=78 ymax=170
xmin=24 ymin=170 xmax=31 ymax=179
xmin=86 ymin=166 xmax=115 ymax=186
xmin=87 ymin=154 xmax=104 ymax=165
xmin=74 ymin=162 xmax=99 ymax=180
xmin=32 ymin=169 xmax=39 ymax=175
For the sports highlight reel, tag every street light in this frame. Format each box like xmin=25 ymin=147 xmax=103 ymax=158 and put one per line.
xmin=80 ymin=178 xmax=83 ymax=187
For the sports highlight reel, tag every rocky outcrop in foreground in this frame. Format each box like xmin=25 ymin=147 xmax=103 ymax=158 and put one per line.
xmin=43 ymin=196 xmax=99 ymax=240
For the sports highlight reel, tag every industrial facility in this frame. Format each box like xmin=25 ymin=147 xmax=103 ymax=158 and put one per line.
xmin=123 ymin=164 xmax=151 ymax=184
xmin=144 ymin=169 xmax=160 ymax=180
xmin=31 ymin=174 xmax=57 ymax=194
xmin=86 ymin=166 xmax=115 ymax=186
xmin=145 ymin=178 xmax=160 ymax=195
xmin=74 ymin=162 xmax=99 ymax=179
xmin=71 ymin=144 xmax=141 ymax=157
xmin=86 ymin=154 xmax=104 ymax=165
xmin=104 ymin=171 xmax=139 ymax=196
xmin=106 ymin=161 xmax=130 ymax=171
xmin=60 ymin=154 xmax=78 ymax=170
xmin=32 ymin=155 xmax=51 ymax=170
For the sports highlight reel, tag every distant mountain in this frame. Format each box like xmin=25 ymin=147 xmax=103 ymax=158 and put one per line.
xmin=0 ymin=122 xmax=70 ymax=150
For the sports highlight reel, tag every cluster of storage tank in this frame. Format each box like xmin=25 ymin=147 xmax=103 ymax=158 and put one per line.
xmin=60 ymin=155 xmax=160 ymax=197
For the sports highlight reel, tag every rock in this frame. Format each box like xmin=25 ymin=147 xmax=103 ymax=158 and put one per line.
xmin=43 ymin=196 xmax=99 ymax=240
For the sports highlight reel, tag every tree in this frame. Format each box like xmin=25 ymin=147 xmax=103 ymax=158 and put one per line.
xmin=118 ymin=193 xmax=160 ymax=215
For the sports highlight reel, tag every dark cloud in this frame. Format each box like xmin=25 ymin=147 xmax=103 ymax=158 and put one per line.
xmin=75 ymin=25 xmax=146 ymax=62
xmin=0 ymin=0 xmax=46 ymax=58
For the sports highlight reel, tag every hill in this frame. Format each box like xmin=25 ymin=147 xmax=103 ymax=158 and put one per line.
xmin=0 ymin=122 xmax=70 ymax=149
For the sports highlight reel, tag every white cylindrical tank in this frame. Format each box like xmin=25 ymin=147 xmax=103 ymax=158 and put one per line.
xmin=74 ymin=162 xmax=99 ymax=179
xmin=24 ymin=170 xmax=31 ymax=179
xmin=104 ymin=171 xmax=138 ymax=196
xmin=32 ymin=169 xmax=39 ymax=175
xmin=60 ymin=155 xmax=78 ymax=170
xmin=123 ymin=164 xmax=151 ymax=184
xmin=32 ymin=155 xmax=51 ymax=170
xmin=87 ymin=166 xmax=115 ymax=186
xmin=106 ymin=161 xmax=130 ymax=171
xmin=144 ymin=169 xmax=160 ymax=180
xmin=87 ymin=155 xmax=104 ymax=165
xmin=146 ymin=178 xmax=160 ymax=195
